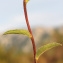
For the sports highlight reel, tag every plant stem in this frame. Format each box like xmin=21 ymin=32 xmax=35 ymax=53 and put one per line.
xmin=23 ymin=0 xmax=36 ymax=63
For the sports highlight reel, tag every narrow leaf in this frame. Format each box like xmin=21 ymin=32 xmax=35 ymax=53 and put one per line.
xmin=36 ymin=42 xmax=62 ymax=60
xmin=3 ymin=29 xmax=32 ymax=38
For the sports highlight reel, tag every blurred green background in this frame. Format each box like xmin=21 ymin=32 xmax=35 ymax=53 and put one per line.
xmin=0 ymin=26 xmax=63 ymax=63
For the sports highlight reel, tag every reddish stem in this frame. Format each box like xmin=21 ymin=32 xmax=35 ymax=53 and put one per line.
xmin=23 ymin=0 xmax=36 ymax=63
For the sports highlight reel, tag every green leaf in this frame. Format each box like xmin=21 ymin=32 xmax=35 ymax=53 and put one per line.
xmin=3 ymin=29 xmax=32 ymax=38
xmin=36 ymin=42 xmax=62 ymax=60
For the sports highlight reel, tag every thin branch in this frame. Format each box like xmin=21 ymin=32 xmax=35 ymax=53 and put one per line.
xmin=23 ymin=0 xmax=36 ymax=63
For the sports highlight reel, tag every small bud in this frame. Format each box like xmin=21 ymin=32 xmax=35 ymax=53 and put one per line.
xmin=25 ymin=0 xmax=29 ymax=4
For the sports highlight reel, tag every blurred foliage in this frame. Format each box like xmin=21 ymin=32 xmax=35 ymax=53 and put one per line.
xmin=0 ymin=45 xmax=34 ymax=63
xmin=0 ymin=29 xmax=63 ymax=63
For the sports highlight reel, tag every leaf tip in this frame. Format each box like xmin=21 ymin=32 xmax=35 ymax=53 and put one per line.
xmin=3 ymin=33 xmax=7 ymax=35
xmin=55 ymin=42 xmax=62 ymax=46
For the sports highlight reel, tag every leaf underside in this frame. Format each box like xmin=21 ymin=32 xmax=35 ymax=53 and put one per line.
xmin=36 ymin=42 xmax=62 ymax=60
xmin=3 ymin=29 xmax=32 ymax=38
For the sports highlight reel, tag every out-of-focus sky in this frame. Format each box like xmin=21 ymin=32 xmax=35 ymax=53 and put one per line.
xmin=0 ymin=0 xmax=63 ymax=33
